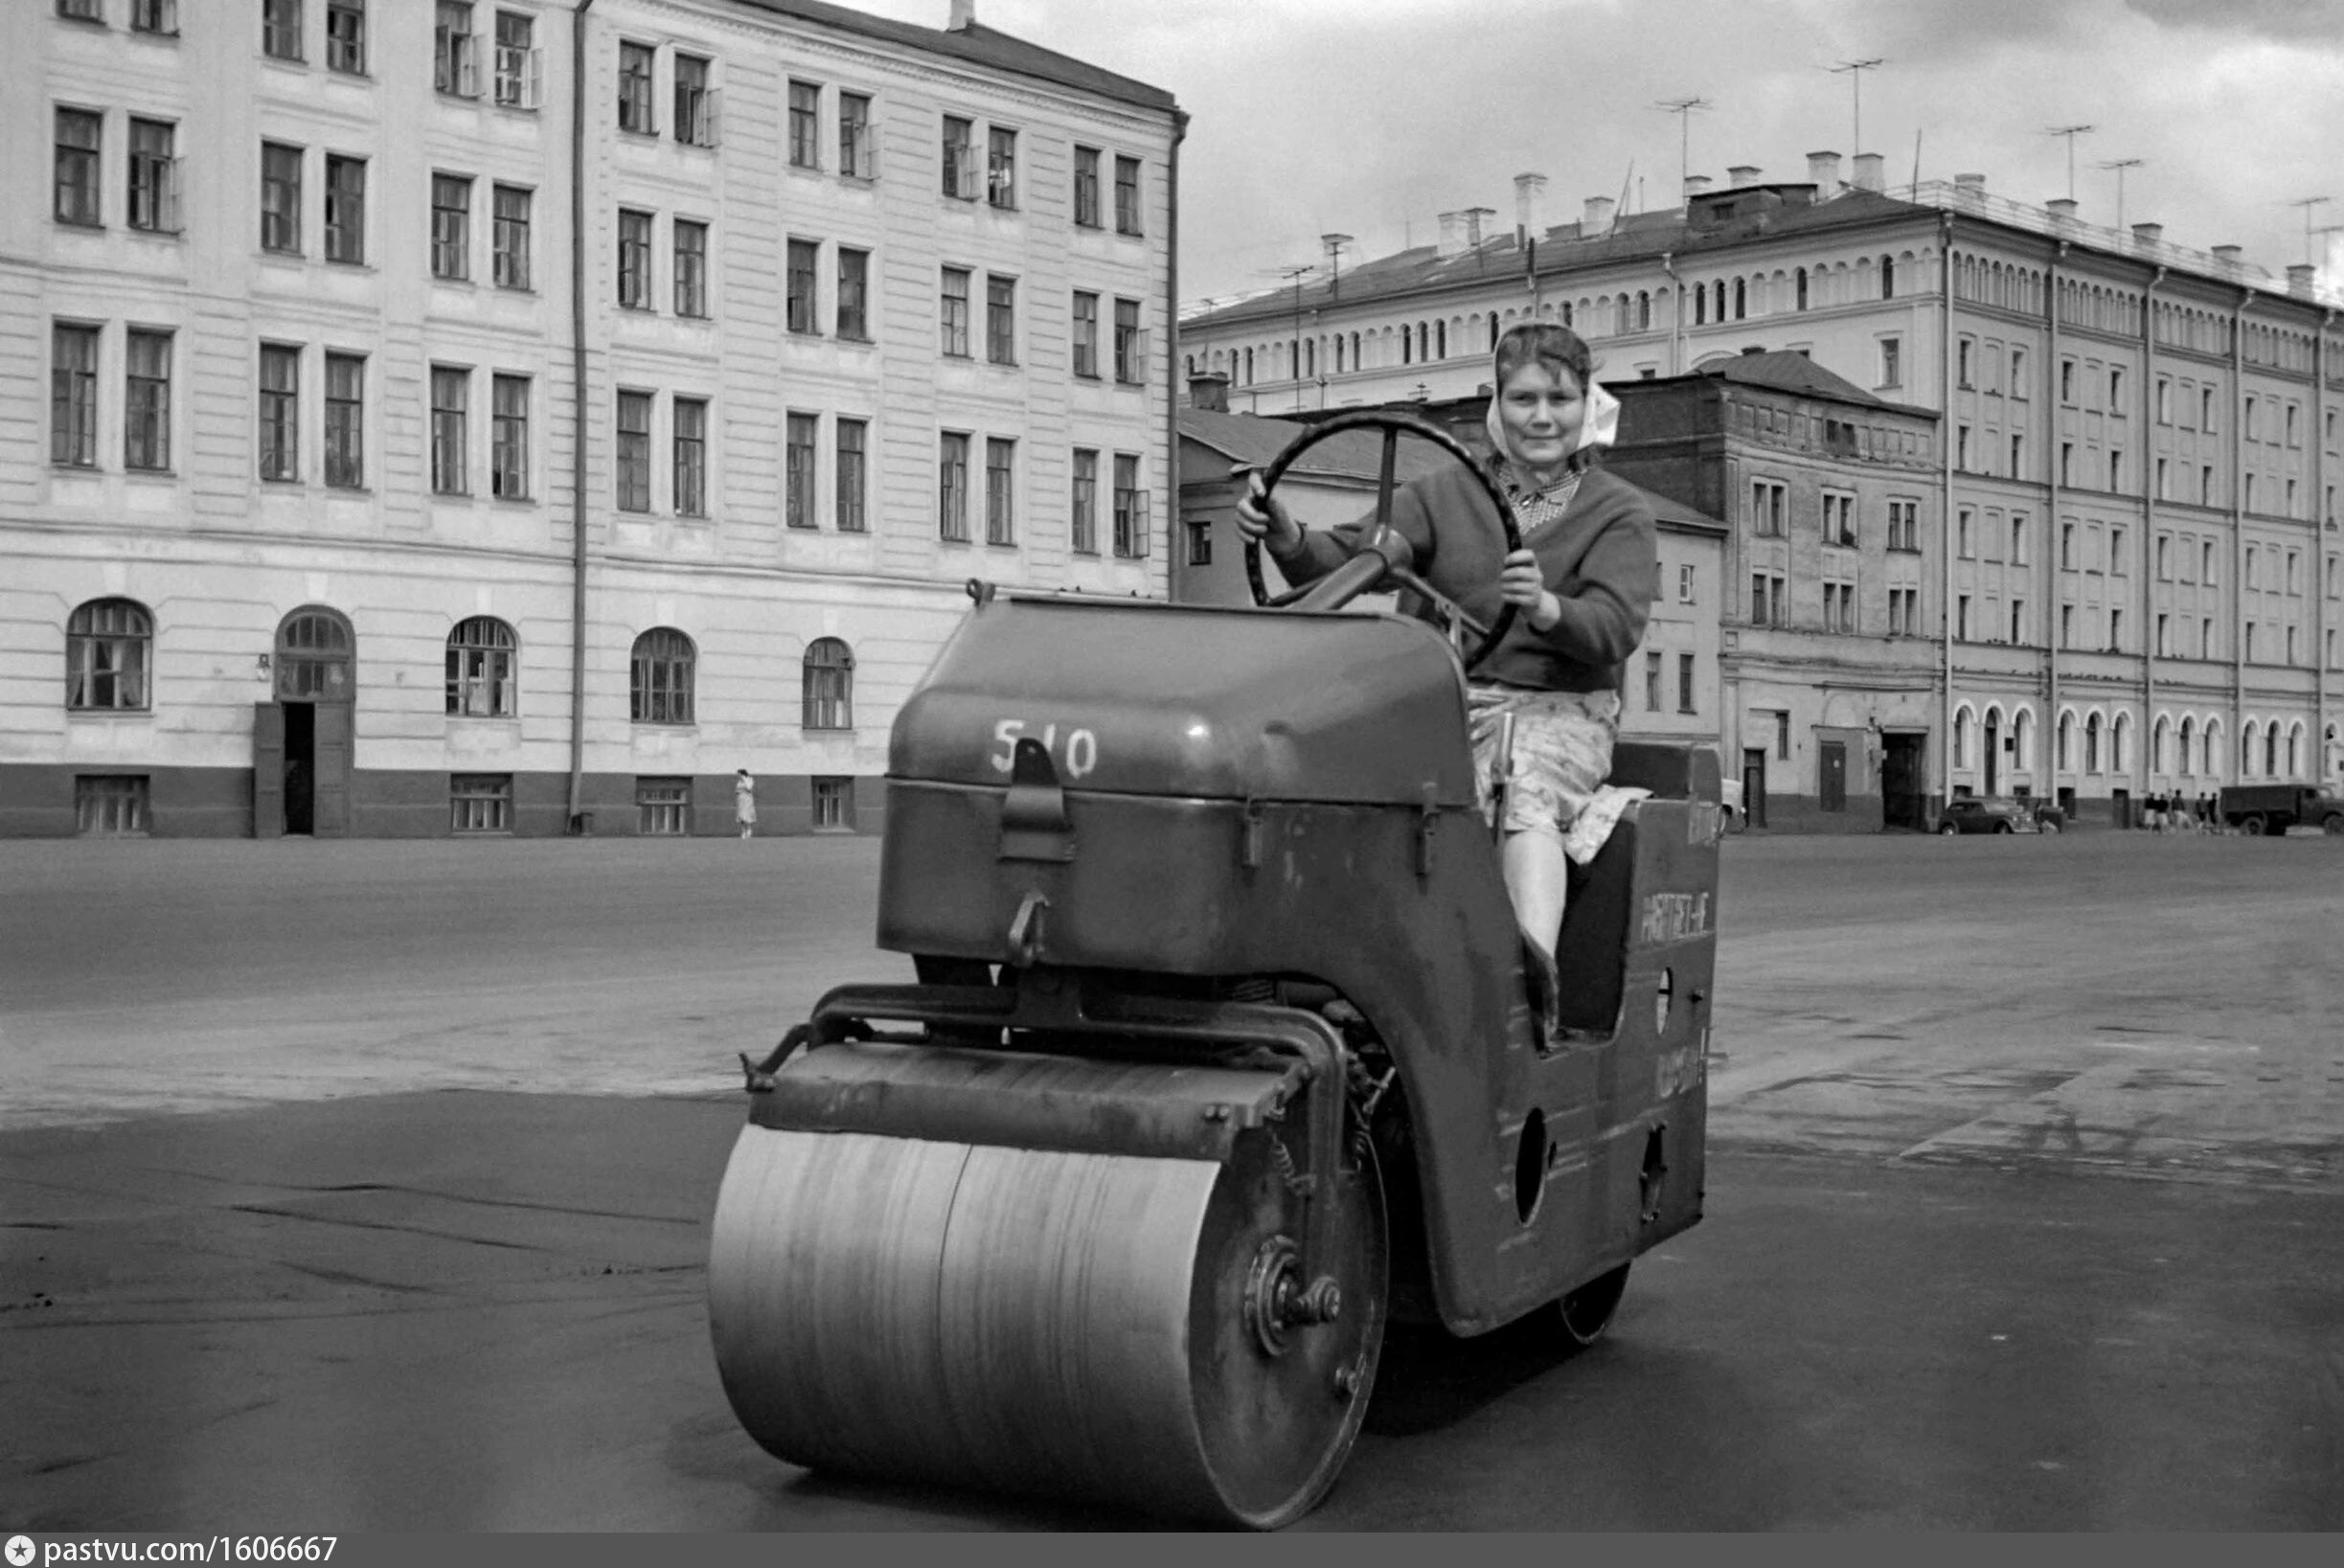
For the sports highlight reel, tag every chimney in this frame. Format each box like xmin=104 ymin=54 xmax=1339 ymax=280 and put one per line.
xmin=1465 ymin=206 xmax=1497 ymax=247
xmin=1513 ymin=172 xmax=1547 ymax=243
xmin=2131 ymin=221 xmax=2164 ymax=245
xmin=2288 ymin=263 xmax=2318 ymax=296
xmin=1807 ymin=150 xmax=1842 ymax=192
xmin=1188 ymin=372 xmax=1229 ymax=414
xmin=1851 ymin=152 xmax=1885 ymax=193
xmin=1436 ymin=210 xmax=1468 ymax=257
xmin=2046 ymin=197 xmax=2079 ymax=226
xmin=2212 ymin=243 xmax=2244 ymax=267
xmin=1953 ymin=172 xmax=1986 ymax=191
xmin=946 ymin=0 xmax=974 ymax=30
xmin=1582 ymin=194 xmax=1615 ymax=236
xmin=1728 ymin=164 xmax=1762 ymax=188
xmin=1683 ymin=173 xmax=1713 ymax=199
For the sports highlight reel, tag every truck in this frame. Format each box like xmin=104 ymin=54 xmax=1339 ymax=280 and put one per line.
xmin=2218 ymin=784 xmax=2344 ymax=835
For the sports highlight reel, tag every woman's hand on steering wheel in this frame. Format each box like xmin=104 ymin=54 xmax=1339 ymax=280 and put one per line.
xmin=1232 ymin=468 xmax=1302 ymax=556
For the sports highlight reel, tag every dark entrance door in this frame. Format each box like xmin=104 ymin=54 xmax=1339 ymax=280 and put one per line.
xmin=273 ymin=607 xmax=355 ymax=838
xmin=1984 ymin=714 xmax=2001 ymax=795
xmin=1880 ymin=733 xmax=1925 ymax=830
xmin=1819 ymin=740 xmax=1848 ymax=813
xmin=283 ymin=701 xmax=316 ymax=834
xmin=1741 ymin=747 xmax=1767 ymax=829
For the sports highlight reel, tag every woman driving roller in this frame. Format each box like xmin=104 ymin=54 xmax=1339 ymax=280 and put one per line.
xmin=1235 ymin=321 xmax=1655 ymax=1032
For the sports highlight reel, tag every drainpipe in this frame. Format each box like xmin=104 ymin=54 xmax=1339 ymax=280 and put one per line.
xmin=1938 ymin=217 xmax=1955 ymax=811
xmin=566 ymin=0 xmax=596 ymax=832
xmin=2141 ymin=267 xmax=2165 ymax=798
xmin=1165 ymin=106 xmax=1187 ymax=602
xmin=2232 ymin=288 xmax=2248 ymax=784
xmin=2317 ymin=309 xmax=2333 ymax=784
xmin=2045 ymin=243 xmax=2066 ymax=798
xmin=1660 ymin=252 xmax=1683 ymax=376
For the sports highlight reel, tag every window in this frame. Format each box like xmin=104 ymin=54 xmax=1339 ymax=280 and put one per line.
xmin=444 ymin=617 xmax=516 ymax=716
xmin=1749 ymin=572 xmax=1786 ymax=627
xmin=940 ymin=267 xmax=970 ymax=356
xmin=2156 ymin=613 xmax=2171 ymax=656
xmin=939 ymin=432 xmax=970 ymax=541
xmin=128 ymin=118 xmax=181 ymax=234
xmin=2010 ymin=348 xmax=2027 ymax=394
xmin=1645 ymin=650 xmax=1662 ymax=712
xmin=1113 ymin=298 xmax=1145 ymax=384
xmin=2109 ymin=366 xmax=2125 ymax=406
xmin=786 ymin=239 xmax=818 ymax=333
xmin=1677 ymin=653 xmax=1696 ymax=715
xmin=124 ymin=329 xmax=171 ymax=471
xmin=1957 ymin=337 xmax=1974 ymax=388
xmin=2109 ymin=607 xmax=2125 ymax=651
xmin=616 ymin=390 xmax=650 ymax=511
xmin=785 ymin=80 xmax=820 ymax=169
xmin=258 ymin=343 xmax=299 ymax=481
xmin=1957 ymin=425 xmax=1972 ymax=469
xmin=2060 ymin=358 xmax=2076 ymax=402
xmin=491 ymin=184 xmax=531 ymax=288
xmin=942 ymin=116 xmax=975 ymax=199
xmin=1775 ymin=711 xmax=1791 ymax=761
xmin=803 ymin=638 xmax=853 ymax=729
xmin=77 ymin=776 xmax=150 ymax=836
xmin=1679 ymin=563 xmax=1696 ymax=604
xmin=986 ymin=275 xmax=1016 ymax=365
xmin=1958 ymin=509 xmax=1975 ymax=558
xmin=2109 ymin=450 xmax=2123 ymax=491
xmin=431 ymin=174 xmax=471 ymax=280
xmin=839 ymin=92 xmax=875 ymax=179
xmin=986 ymin=437 xmax=1015 ymax=545
xmin=1071 ymin=447 xmax=1099 ymax=555
xmin=618 ymin=41 xmax=655 ymax=133
xmin=449 ymin=774 xmax=512 ymax=832
xmin=490 ymin=373 xmax=528 ymax=499
xmin=1885 ymin=498 xmax=1918 ymax=551
xmin=2011 ymin=598 xmax=2026 ymax=644
xmin=1750 ymin=480 xmax=1786 ymax=536
xmin=1877 ymin=336 xmax=1900 ymax=388
xmin=2156 ymin=378 xmax=2172 ymax=423
xmin=325 ymin=352 xmax=363 ymax=488
xmin=261 ymin=142 xmax=304 ymax=252
xmin=835 ymin=247 xmax=869 ymax=340
xmin=429 ymin=365 xmax=468 ymax=494
xmin=835 ymin=419 xmax=867 ymax=533
xmin=676 ymin=54 xmax=715 ymax=146
xmin=617 ymin=209 xmax=651 ymax=308
xmin=785 ymin=412 xmax=816 ymax=530
xmin=1074 ymin=146 xmax=1101 ymax=227
xmin=2111 ymin=524 xmax=2128 ymax=575
xmin=435 ymin=2 xmax=479 ymax=96
xmin=1114 ymin=155 xmax=1142 ymax=236
xmin=263 ymin=0 xmax=303 ymax=59
xmin=1822 ymin=490 xmax=1856 ymax=547
xmin=2244 ymin=396 xmax=2258 ymax=440
xmin=493 ymin=10 xmax=537 ymax=107
xmin=636 ymin=777 xmax=691 ymax=835
xmin=987 ymin=126 xmax=1016 ymax=209
xmin=672 ymin=397 xmax=706 ymax=516
xmin=51 ymin=323 xmax=99 ymax=467
xmin=673 ymin=219 xmax=708 ymax=318
xmin=2201 ymin=465 xmax=2215 ymax=505
xmin=327 ymin=0 xmax=364 ymax=73
xmin=133 ymin=0 xmax=180 ymax=34
xmin=1112 ymin=452 xmax=1148 ymax=557
xmin=67 ymin=600 xmax=152 ymax=711
xmin=812 ymin=777 xmax=855 ymax=830
xmin=1957 ymin=594 xmax=1972 ymax=641
xmin=2201 ymin=387 xmax=2216 ymax=431
xmin=1887 ymin=586 xmax=1916 ymax=635
xmin=322 ymin=154 xmax=365 ymax=262
xmin=630 ymin=628 xmax=694 ymax=724
xmin=1072 ymin=292 xmax=1100 ymax=377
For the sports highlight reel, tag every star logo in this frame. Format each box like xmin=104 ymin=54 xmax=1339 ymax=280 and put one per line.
xmin=6 ymin=1535 xmax=36 ymax=1567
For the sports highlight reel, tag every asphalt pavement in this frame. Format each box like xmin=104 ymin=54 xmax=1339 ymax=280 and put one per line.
xmin=3 ymin=830 xmax=2340 ymax=1529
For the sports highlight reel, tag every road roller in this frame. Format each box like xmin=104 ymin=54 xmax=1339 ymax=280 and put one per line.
xmin=708 ymin=413 xmax=1722 ymax=1527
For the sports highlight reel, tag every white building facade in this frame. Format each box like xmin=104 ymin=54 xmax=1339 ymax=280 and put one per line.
xmin=6 ymin=0 xmax=1180 ymax=836
xmin=1183 ymin=161 xmax=2344 ymax=822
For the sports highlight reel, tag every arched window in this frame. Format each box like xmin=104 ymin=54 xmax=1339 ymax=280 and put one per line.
xmin=1333 ymin=335 xmax=1344 ymax=374
xmin=1242 ymin=347 xmax=1254 ymax=384
xmin=1400 ymin=328 xmax=1412 ymax=366
xmin=2084 ymin=713 xmax=2103 ymax=773
xmin=1636 ymin=291 xmax=1651 ymax=330
xmin=2287 ymin=722 xmax=2303 ymax=777
xmin=1881 ymin=255 xmax=1896 ymax=299
xmin=1795 ymin=267 xmax=1809 ymax=311
xmin=445 ymin=617 xmax=517 ymax=717
xmin=2152 ymin=716 xmax=2170 ymax=774
xmin=2178 ymin=716 xmax=2195 ymax=775
xmin=2265 ymin=721 xmax=2280 ymax=777
xmin=1435 ymin=320 xmax=1446 ymax=359
xmin=66 ymin=598 xmax=152 ymax=711
xmin=803 ymin=637 xmax=853 ymax=730
xmin=1733 ymin=277 xmax=1746 ymax=319
xmin=1304 ymin=338 xmax=1315 ymax=379
xmin=631 ymin=627 xmax=695 ymax=725
xmin=276 ymin=606 xmax=354 ymax=700
xmin=2111 ymin=713 xmax=2130 ymax=774
xmin=2013 ymin=709 xmax=2033 ymax=769
xmin=2058 ymin=711 xmax=2074 ymax=772
xmin=1953 ymin=706 xmax=1972 ymax=768
xmin=2241 ymin=720 xmax=2259 ymax=777
xmin=1351 ymin=331 xmax=1361 ymax=367
xmin=1693 ymin=285 xmax=1707 ymax=327
xmin=2203 ymin=719 xmax=2221 ymax=777
xmin=1488 ymin=312 xmax=1501 ymax=350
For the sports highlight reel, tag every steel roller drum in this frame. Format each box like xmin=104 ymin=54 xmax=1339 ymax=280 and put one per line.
xmin=707 ymin=1050 xmax=1387 ymax=1527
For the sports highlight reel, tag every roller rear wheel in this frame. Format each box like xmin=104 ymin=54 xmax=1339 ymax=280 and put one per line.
xmin=708 ymin=1103 xmax=1387 ymax=1527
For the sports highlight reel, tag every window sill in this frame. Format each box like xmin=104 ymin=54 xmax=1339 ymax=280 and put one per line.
xmin=836 ymin=333 xmax=873 ymax=346
xmin=126 ymin=226 xmax=184 ymax=240
xmin=1114 ymin=228 xmax=1146 ymax=240
xmin=56 ymin=219 xmax=106 ymax=233
xmin=617 ymin=125 xmax=661 ymax=141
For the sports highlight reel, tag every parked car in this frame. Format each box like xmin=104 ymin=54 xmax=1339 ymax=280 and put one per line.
xmin=2218 ymin=784 xmax=2344 ymax=836
xmin=1937 ymin=796 xmax=2062 ymax=835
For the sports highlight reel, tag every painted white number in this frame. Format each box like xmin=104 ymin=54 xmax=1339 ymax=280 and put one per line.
xmin=989 ymin=718 xmax=1100 ymax=779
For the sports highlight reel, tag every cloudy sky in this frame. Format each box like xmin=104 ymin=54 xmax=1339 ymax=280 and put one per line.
xmin=851 ymin=0 xmax=2344 ymax=306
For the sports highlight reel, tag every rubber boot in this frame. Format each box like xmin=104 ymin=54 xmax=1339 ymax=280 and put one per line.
xmin=1520 ymin=927 xmax=1563 ymax=1052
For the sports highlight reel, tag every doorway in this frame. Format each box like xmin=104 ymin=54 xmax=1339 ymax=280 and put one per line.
xmin=254 ymin=606 xmax=356 ymax=837
xmin=1879 ymin=732 xmax=1926 ymax=830
xmin=1983 ymin=712 xmax=2001 ymax=795
xmin=284 ymin=701 xmax=316 ymax=833
xmin=1741 ymin=747 xmax=1767 ymax=830
xmin=1819 ymin=740 xmax=1848 ymax=812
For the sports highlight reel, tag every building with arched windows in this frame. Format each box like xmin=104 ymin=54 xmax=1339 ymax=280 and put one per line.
xmin=1182 ymin=156 xmax=2344 ymax=825
xmin=4 ymin=0 xmax=1179 ymax=836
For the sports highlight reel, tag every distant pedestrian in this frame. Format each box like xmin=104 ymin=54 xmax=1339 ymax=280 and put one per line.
xmin=2146 ymin=791 xmax=2167 ymax=833
xmin=735 ymin=769 xmax=757 ymax=839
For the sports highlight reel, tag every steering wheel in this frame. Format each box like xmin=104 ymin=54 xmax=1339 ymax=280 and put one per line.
xmin=1241 ymin=411 xmax=1524 ymax=670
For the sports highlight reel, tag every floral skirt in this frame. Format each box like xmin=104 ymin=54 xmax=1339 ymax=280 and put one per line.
xmin=1468 ymin=684 xmax=1621 ymax=841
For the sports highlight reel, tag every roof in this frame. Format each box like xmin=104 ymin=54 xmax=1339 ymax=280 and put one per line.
xmin=727 ymin=2 xmax=1177 ymax=113
xmin=1689 ymin=350 xmax=1890 ymax=408
xmin=1178 ymin=407 xmax=1726 ymax=534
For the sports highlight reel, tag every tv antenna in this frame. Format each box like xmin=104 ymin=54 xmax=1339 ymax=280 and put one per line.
xmin=1263 ymin=262 xmax=1317 ymax=409
xmin=2044 ymin=125 xmax=2095 ymax=200
xmin=2286 ymin=196 xmax=2333 ymax=263
xmin=2096 ymin=157 xmax=2144 ymax=231
xmin=1320 ymin=233 xmax=1354 ymax=301
xmin=1651 ymin=97 xmax=1711 ymax=205
xmin=1829 ymin=58 xmax=1885 ymax=154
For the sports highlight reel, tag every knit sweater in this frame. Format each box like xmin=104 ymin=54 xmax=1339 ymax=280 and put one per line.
xmin=1270 ymin=464 xmax=1656 ymax=693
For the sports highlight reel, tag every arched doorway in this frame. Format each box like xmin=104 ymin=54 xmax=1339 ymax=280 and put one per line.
xmin=1983 ymin=708 xmax=2002 ymax=796
xmin=256 ymin=605 xmax=356 ymax=837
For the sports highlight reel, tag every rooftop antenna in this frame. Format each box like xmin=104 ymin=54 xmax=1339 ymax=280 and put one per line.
xmin=2286 ymin=195 xmax=2333 ymax=263
xmin=2044 ymin=125 xmax=2095 ymax=200
xmin=1320 ymin=233 xmax=1353 ymax=300
xmin=1651 ymin=97 xmax=1711 ymax=206
xmin=1264 ymin=262 xmax=1316 ymax=411
xmin=1829 ymin=58 xmax=1884 ymax=154
xmin=2096 ymin=158 xmax=2143 ymax=230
